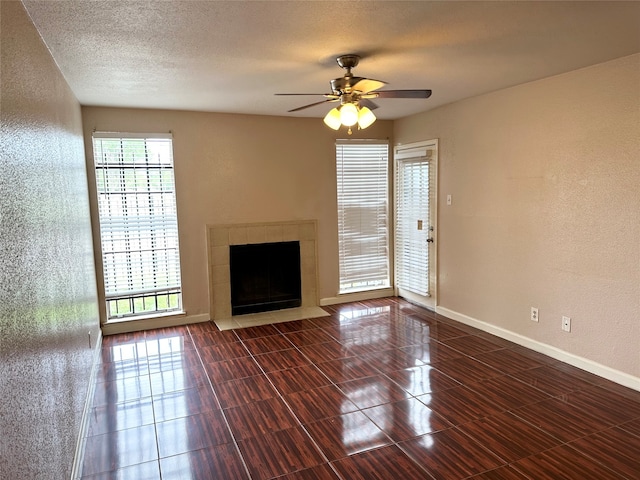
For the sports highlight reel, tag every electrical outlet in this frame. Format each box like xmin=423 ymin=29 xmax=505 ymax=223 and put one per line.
xmin=562 ymin=316 xmax=571 ymax=332
xmin=531 ymin=307 xmax=539 ymax=322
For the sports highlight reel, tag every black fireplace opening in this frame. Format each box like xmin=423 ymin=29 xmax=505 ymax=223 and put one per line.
xmin=230 ymin=241 xmax=302 ymax=316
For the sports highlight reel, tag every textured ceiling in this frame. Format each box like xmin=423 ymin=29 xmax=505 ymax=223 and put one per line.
xmin=23 ymin=1 xmax=640 ymax=120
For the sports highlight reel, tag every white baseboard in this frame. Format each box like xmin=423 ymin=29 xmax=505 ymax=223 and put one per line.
xmin=320 ymin=287 xmax=396 ymax=306
xmin=102 ymin=313 xmax=210 ymax=336
xmin=436 ymin=306 xmax=640 ymax=392
xmin=70 ymin=330 xmax=103 ymax=480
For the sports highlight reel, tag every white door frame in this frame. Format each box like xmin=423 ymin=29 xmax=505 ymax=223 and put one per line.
xmin=393 ymin=139 xmax=438 ymax=310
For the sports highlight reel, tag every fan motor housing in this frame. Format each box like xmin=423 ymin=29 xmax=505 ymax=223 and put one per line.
xmin=331 ymin=76 xmax=365 ymax=94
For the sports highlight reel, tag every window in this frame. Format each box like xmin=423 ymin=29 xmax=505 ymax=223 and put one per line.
xmin=93 ymin=133 xmax=182 ymax=319
xmin=336 ymin=140 xmax=390 ymax=293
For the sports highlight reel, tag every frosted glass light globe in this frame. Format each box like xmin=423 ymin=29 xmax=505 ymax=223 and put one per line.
xmin=339 ymin=103 xmax=359 ymax=127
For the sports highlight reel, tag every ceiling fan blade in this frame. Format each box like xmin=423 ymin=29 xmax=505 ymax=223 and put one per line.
xmin=374 ymin=89 xmax=432 ymax=99
xmin=352 ymin=78 xmax=387 ymax=93
xmin=275 ymin=93 xmax=325 ymax=96
xmin=359 ymin=98 xmax=379 ymax=111
xmin=287 ymin=99 xmax=337 ymax=113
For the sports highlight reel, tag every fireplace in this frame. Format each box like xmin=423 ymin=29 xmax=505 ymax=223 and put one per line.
xmin=207 ymin=220 xmax=318 ymax=321
xmin=230 ymin=241 xmax=302 ymax=315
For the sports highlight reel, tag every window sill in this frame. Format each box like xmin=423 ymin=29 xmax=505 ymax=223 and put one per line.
xmin=338 ymin=285 xmax=392 ymax=295
xmin=102 ymin=310 xmax=197 ymax=336
xmin=105 ymin=310 xmax=186 ymax=325
xmin=321 ymin=287 xmax=395 ymax=306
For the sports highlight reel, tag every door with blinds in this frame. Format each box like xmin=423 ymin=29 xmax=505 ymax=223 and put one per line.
xmin=394 ymin=140 xmax=437 ymax=309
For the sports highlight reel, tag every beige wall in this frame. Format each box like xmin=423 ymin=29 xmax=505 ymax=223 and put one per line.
xmin=395 ymin=54 xmax=640 ymax=380
xmin=0 ymin=2 xmax=101 ymax=478
xmin=80 ymin=107 xmax=393 ymax=320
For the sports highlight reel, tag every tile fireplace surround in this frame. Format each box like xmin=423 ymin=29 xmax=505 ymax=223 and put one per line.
xmin=207 ymin=220 xmax=319 ymax=322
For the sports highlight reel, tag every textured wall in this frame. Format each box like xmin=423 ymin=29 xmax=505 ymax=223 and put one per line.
xmin=0 ymin=2 xmax=101 ymax=479
xmin=80 ymin=107 xmax=393 ymax=317
xmin=395 ymin=54 xmax=640 ymax=379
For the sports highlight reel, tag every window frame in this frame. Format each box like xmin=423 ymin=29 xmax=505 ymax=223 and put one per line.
xmin=92 ymin=132 xmax=183 ymax=320
xmin=335 ymin=139 xmax=391 ymax=294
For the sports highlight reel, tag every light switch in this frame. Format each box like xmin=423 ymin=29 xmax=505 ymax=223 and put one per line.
xmin=417 ymin=220 xmax=423 ymax=230
xmin=447 ymin=194 xmax=452 ymax=206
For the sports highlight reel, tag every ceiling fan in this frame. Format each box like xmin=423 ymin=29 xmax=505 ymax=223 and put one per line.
xmin=276 ymin=54 xmax=432 ymax=133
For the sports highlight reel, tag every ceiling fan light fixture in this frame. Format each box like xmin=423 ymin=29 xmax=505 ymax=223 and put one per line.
xmin=339 ymin=103 xmax=359 ymax=127
xmin=357 ymin=106 xmax=376 ymax=129
xmin=323 ymin=101 xmax=376 ymax=133
xmin=323 ymin=107 xmax=342 ymax=130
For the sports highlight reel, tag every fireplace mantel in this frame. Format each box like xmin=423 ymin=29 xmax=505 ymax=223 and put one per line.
xmin=206 ymin=220 xmax=318 ymax=321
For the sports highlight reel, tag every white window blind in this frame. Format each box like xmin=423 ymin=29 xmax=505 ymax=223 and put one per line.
xmin=396 ymin=156 xmax=431 ymax=296
xmin=93 ymin=133 xmax=182 ymax=319
xmin=336 ymin=140 xmax=390 ymax=293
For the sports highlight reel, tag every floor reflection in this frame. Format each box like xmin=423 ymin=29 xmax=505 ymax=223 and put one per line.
xmin=81 ymin=299 xmax=640 ymax=480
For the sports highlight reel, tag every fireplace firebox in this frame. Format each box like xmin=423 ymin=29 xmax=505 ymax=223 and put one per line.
xmin=229 ymin=241 xmax=302 ymax=316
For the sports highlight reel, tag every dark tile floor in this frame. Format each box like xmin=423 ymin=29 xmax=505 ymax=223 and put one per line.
xmin=81 ymin=298 xmax=640 ymax=479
